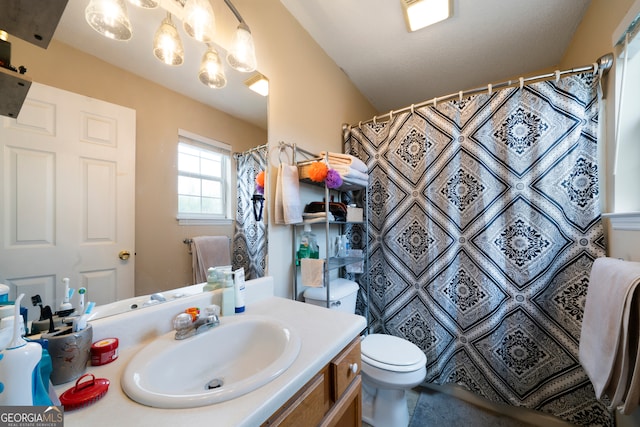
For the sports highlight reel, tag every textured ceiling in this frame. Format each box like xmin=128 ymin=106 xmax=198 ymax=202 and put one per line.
xmin=280 ymin=0 xmax=592 ymax=113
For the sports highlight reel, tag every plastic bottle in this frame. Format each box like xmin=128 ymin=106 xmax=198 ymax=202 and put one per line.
xmin=203 ymin=267 xmax=219 ymax=292
xmin=0 ymin=294 xmax=42 ymax=405
xmin=233 ymin=268 xmax=246 ymax=314
xmin=297 ymin=224 xmax=320 ymax=264
xmin=221 ymin=272 xmax=235 ymax=316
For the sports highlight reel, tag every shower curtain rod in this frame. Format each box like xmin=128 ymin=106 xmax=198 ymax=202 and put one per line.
xmin=348 ymin=53 xmax=614 ymax=128
xmin=233 ymin=143 xmax=269 ymax=158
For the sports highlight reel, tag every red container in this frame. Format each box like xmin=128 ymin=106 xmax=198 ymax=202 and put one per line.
xmin=90 ymin=338 xmax=119 ymax=366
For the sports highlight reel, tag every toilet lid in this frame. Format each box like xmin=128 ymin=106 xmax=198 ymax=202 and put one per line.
xmin=361 ymin=334 xmax=426 ymax=372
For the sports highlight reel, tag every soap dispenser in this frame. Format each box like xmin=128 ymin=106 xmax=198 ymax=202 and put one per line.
xmin=221 ymin=272 xmax=235 ymax=316
xmin=0 ymin=294 xmax=42 ymax=405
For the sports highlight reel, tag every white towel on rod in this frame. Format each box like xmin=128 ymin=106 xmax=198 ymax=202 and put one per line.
xmin=275 ymin=164 xmax=303 ymax=224
xmin=319 ymin=151 xmax=368 ymax=173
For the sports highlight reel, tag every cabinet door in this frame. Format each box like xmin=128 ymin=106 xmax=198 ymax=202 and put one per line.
xmin=331 ymin=338 xmax=361 ymax=400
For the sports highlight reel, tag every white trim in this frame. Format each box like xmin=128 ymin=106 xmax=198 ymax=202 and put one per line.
xmin=601 ymin=212 xmax=640 ymax=230
xmin=178 ymin=128 xmax=231 ymax=152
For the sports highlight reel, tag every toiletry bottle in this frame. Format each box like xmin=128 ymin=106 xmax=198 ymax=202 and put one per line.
xmin=233 ymin=268 xmax=246 ymax=313
xmin=203 ymin=267 xmax=218 ymax=292
xmin=221 ymin=272 xmax=235 ymax=316
xmin=297 ymin=224 xmax=320 ymax=264
xmin=0 ymin=294 xmax=42 ymax=405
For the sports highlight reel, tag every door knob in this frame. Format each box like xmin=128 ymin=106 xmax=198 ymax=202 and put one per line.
xmin=119 ymin=250 xmax=131 ymax=260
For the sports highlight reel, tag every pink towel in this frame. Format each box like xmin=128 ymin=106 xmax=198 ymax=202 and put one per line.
xmin=579 ymin=257 xmax=640 ymax=412
xmin=190 ymin=236 xmax=231 ymax=284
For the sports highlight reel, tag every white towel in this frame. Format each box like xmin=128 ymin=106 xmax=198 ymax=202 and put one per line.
xmin=275 ymin=164 xmax=303 ymax=224
xmin=190 ymin=236 xmax=231 ymax=284
xmin=341 ymin=176 xmax=369 ymax=188
xmin=319 ymin=151 xmax=368 ymax=173
xmin=331 ymin=165 xmax=370 ymax=182
xmin=579 ymin=257 xmax=640 ymax=412
xmin=301 ymin=258 xmax=324 ymax=287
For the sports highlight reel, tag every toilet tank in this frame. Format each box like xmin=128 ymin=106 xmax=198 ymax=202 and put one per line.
xmin=303 ymin=279 xmax=359 ymax=313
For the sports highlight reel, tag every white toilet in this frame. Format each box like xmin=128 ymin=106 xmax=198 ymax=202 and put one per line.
xmin=304 ymin=279 xmax=427 ymax=427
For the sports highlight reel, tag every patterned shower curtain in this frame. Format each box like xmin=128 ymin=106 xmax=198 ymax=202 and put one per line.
xmin=232 ymin=146 xmax=268 ymax=280
xmin=345 ymin=73 xmax=612 ymax=426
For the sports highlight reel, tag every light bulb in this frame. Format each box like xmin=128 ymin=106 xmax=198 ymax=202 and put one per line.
xmin=182 ymin=0 xmax=216 ymax=43
xmin=227 ymin=23 xmax=257 ymax=72
xmin=85 ymin=0 xmax=132 ymax=41
xmin=199 ymin=47 xmax=227 ymax=89
xmin=153 ymin=14 xmax=184 ymax=66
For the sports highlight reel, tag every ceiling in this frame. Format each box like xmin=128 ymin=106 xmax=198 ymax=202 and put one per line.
xmin=52 ymin=0 xmax=268 ymax=129
xmin=50 ymin=1 xmax=591 ymax=127
xmin=280 ymin=0 xmax=592 ymax=114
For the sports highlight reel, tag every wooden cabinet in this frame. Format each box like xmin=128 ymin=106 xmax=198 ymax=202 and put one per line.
xmin=263 ymin=337 xmax=362 ymax=427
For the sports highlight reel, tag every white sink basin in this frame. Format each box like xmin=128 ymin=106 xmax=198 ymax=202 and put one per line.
xmin=121 ymin=314 xmax=301 ymax=409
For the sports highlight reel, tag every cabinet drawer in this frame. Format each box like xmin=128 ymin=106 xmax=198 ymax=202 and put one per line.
xmin=262 ymin=367 xmax=330 ymax=427
xmin=330 ymin=337 xmax=361 ymax=401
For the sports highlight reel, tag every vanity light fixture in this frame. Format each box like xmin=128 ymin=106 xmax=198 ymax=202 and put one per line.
xmin=85 ymin=0 xmax=258 ymax=89
xmin=401 ymin=0 xmax=451 ymax=32
xmin=245 ymin=73 xmax=269 ymax=96
xmin=153 ymin=13 xmax=184 ymax=65
xmin=85 ymin=0 xmax=133 ymax=41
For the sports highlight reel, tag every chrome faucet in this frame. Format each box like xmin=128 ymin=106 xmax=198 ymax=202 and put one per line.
xmin=173 ymin=307 xmax=220 ymax=340
xmin=150 ymin=293 xmax=167 ymax=302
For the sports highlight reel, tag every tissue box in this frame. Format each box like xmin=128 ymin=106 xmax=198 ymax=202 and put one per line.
xmin=346 ymin=206 xmax=363 ymax=222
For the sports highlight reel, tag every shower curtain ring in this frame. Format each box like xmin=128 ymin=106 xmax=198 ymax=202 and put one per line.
xmin=389 ymin=110 xmax=393 ymax=120
xmin=519 ymin=77 xmax=524 ymax=90
xmin=592 ymin=62 xmax=599 ymax=75
xmin=487 ymin=83 xmax=492 ymax=95
xmin=410 ymin=104 xmax=415 ymax=114
xmin=459 ymin=91 xmax=463 ymax=101
xmin=358 ymin=121 xmax=362 ymax=129
xmin=433 ymin=97 xmax=437 ymax=108
xmin=373 ymin=115 xmax=377 ymax=125
xmin=555 ymin=70 xmax=561 ymax=83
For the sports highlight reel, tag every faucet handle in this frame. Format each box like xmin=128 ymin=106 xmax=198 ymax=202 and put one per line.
xmin=173 ymin=312 xmax=193 ymax=332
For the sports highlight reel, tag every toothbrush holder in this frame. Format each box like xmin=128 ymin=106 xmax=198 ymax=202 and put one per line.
xmin=43 ymin=324 xmax=93 ymax=385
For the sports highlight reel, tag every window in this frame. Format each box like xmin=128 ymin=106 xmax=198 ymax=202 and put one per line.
xmin=177 ymin=130 xmax=232 ymax=225
xmin=605 ymin=0 xmax=640 ymax=230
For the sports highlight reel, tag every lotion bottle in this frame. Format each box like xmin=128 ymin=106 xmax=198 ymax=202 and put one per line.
xmin=221 ymin=272 xmax=235 ymax=316
xmin=233 ymin=268 xmax=246 ymax=313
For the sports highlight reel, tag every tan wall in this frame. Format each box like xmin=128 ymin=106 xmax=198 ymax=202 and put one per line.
xmin=11 ymin=38 xmax=267 ymax=296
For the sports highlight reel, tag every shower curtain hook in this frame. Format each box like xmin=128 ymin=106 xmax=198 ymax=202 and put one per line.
xmin=373 ymin=115 xmax=377 ymax=125
xmin=555 ymin=70 xmax=561 ymax=83
xmin=410 ymin=104 xmax=415 ymax=114
xmin=358 ymin=121 xmax=362 ymax=129
xmin=519 ymin=77 xmax=524 ymax=90
xmin=459 ymin=91 xmax=463 ymax=101
xmin=487 ymin=83 xmax=492 ymax=96
xmin=592 ymin=62 xmax=599 ymax=75
xmin=389 ymin=110 xmax=393 ymax=120
xmin=432 ymin=97 xmax=437 ymax=108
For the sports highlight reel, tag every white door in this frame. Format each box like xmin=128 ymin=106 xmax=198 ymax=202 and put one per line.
xmin=0 ymin=83 xmax=135 ymax=321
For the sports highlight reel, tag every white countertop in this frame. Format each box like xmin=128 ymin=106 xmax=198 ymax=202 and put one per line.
xmin=54 ymin=295 xmax=366 ymax=427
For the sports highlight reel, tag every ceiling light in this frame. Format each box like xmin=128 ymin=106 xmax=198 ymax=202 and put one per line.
xmin=85 ymin=0 xmax=133 ymax=41
xmin=128 ymin=0 xmax=159 ymax=8
xmin=245 ymin=73 xmax=268 ymax=96
xmin=153 ymin=13 xmax=184 ymax=66
xmin=199 ymin=46 xmax=227 ymax=89
xmin=401 ymin=0 xmax=451 ymax=32
xmin=182 ymin=0 xmax=216 ymax=43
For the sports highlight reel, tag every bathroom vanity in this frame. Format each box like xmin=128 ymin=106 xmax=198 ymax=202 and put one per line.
xmin=53 ymin=277 xmax=366 ymax=426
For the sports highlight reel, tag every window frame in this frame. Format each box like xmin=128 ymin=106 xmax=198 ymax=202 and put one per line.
xmin=176 ymin=129 xmax=233 ymax=226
